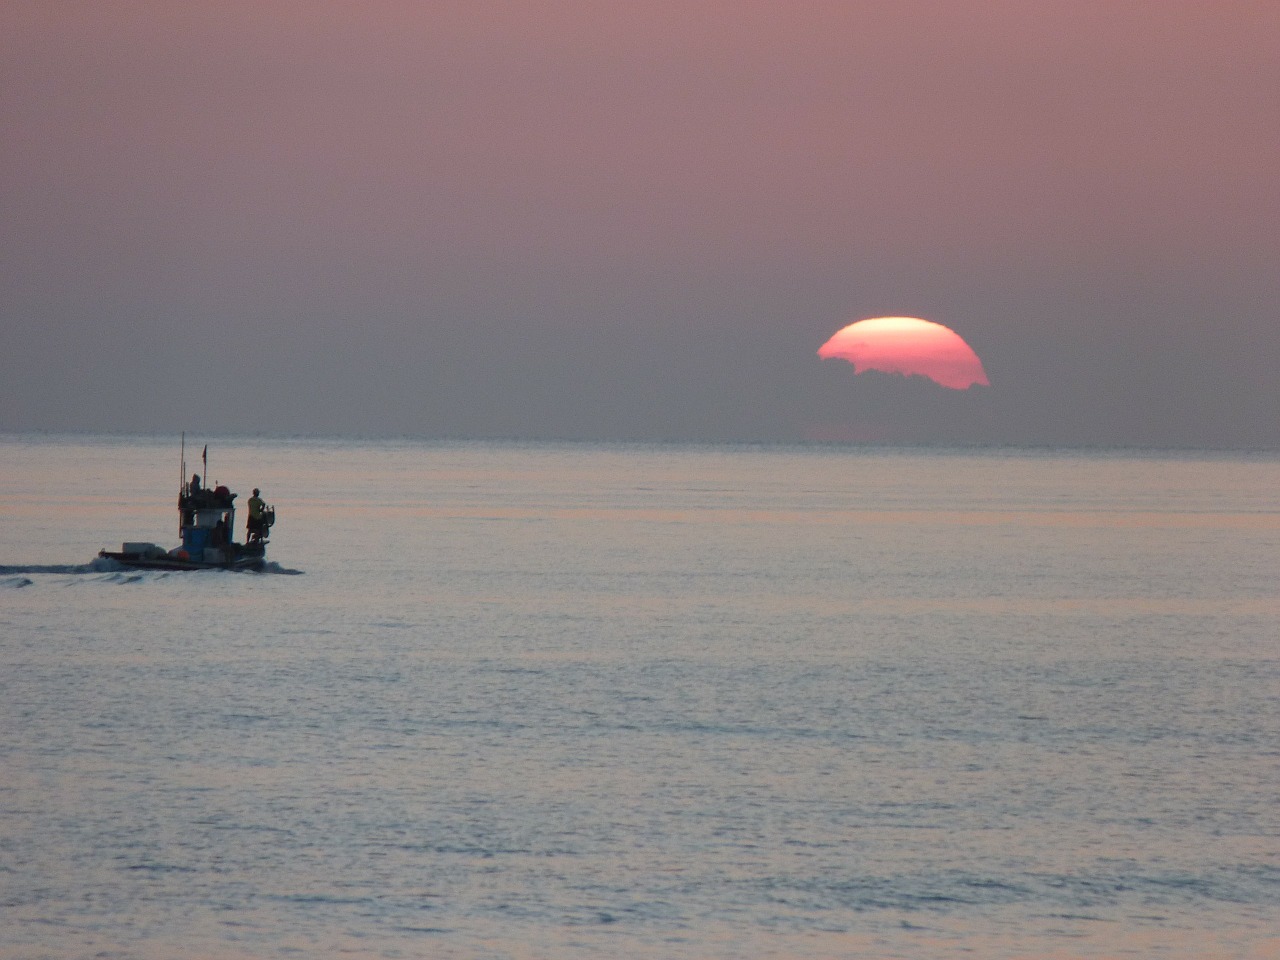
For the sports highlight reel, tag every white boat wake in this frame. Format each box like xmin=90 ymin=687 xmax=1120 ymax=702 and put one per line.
xmin=1 ymin=557 xmax=304 ymax=584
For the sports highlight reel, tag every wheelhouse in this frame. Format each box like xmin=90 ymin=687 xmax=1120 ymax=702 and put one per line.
xmin=178 ymin=480 xmax=239 ymax=563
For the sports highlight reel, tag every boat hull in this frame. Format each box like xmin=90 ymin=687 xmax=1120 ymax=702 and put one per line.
xmin=98 ymin=548 xmax=266 ymax=572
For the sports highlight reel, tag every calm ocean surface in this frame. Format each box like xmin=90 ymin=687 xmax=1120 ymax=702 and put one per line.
xmin=2 ymin=435 xmax=1278 ymax=959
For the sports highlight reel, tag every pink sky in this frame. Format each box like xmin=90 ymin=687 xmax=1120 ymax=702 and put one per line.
xmin=2 ymin=1 xmax=1278 ymax=444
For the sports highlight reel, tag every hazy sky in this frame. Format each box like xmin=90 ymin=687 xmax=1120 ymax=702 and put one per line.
xmin=3 ymin=1 xmax=1277 ymax=446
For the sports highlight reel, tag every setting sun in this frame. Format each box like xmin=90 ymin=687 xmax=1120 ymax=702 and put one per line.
xmin=818 ymin=316 xmax=990 ymax=390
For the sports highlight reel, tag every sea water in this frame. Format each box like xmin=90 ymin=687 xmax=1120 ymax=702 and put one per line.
xmin=1 ymin=434 xmax=1277 ymax=960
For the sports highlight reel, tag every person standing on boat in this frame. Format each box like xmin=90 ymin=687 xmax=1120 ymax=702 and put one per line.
xmin=247 ymin=488 xmax=266 ymax=542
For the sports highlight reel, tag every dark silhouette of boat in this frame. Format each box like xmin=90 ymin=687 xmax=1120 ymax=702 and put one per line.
xmin=99 ymin=440 xmax=276 ymax=571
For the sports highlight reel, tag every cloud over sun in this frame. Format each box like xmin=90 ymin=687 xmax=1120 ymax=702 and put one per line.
xmin=818 ymin=317 xmax=990 ymax=390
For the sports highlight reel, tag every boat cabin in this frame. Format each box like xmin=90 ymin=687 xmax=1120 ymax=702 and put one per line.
xmin=179 ymin=479 xmax=239 ymax=563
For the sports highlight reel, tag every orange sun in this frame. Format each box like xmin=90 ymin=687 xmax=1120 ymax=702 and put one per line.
xmin=818 ymin=316 xmax=990 ymax=390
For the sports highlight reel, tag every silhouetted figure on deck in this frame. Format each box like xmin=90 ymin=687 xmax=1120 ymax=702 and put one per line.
xmin=247 ymin=488 xmax=268 ymax=543
xmin=183 ymin=473 xmax=209 ymax=510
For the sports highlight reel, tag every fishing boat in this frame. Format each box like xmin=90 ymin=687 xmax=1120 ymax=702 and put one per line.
xmin=99 ymin=439 xmax=276 ymax=572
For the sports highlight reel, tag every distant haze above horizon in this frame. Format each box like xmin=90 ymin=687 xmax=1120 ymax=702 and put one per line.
xmin=3 ymin=2 xmax=1277 ymax=447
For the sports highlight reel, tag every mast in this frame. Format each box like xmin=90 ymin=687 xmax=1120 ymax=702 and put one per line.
xmin=179 ymin=432 xmax=186 ymax=537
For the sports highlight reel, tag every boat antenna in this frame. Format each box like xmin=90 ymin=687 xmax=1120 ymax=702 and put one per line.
xmin=202 ymin=444 xmax=208 ymax=486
